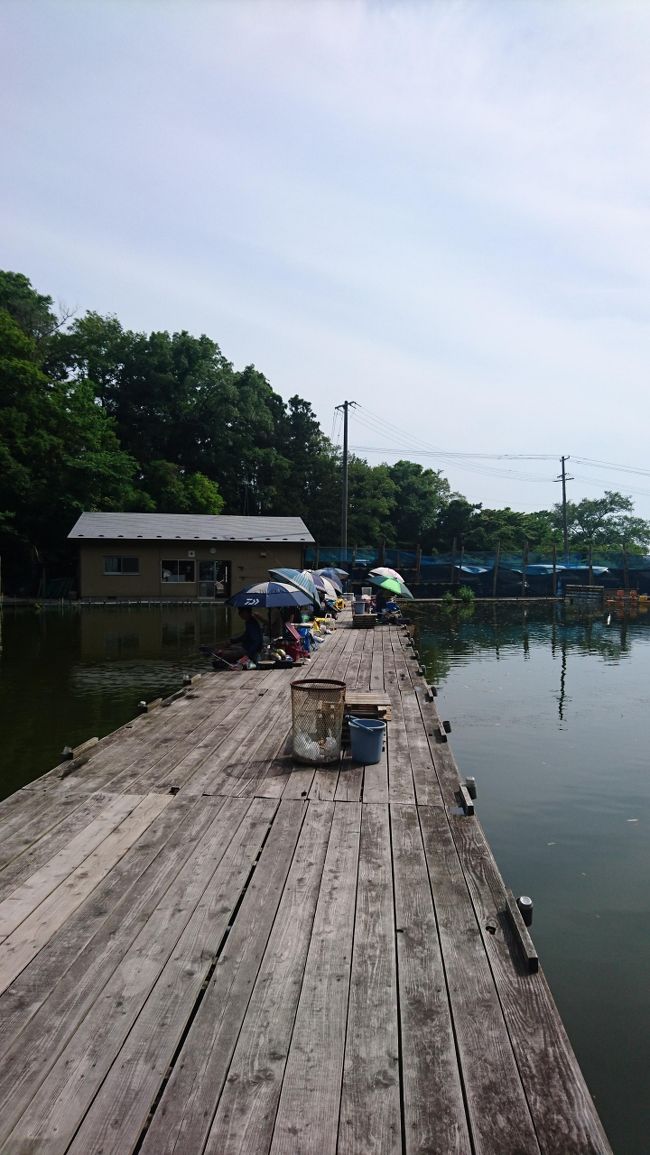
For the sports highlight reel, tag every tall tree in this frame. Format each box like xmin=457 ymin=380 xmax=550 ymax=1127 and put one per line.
xmin=552 ymin=491 xmax=650 ymax=551
xmin=388 ymin=460 xmax=452 ymax=549
xmin=347 ymin=459 xmax=396 ymax=547
xmin=0 ymin=306 xmax=139 ymax=578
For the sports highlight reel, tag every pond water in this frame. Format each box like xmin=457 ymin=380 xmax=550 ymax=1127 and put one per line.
xmin=0 ymin=601 xmax=647 ymax=1151
xmin=0 ymin=604 xmax=233 ymax=799
xmin=411 ymin=600 xmax=649 ymax=1155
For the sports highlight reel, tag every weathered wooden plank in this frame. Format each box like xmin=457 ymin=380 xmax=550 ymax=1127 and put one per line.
xmin=67 ymin=798 xmax=306 ymax=1155
xmin=0 ymin=622 xmax=613 ymax=1155
xmin=0 ymin=797 xmax=221 ymax=1130
xmin=391 ymin=803 xmax=470 ymax=1154
xmin=0 ymin=793 xmax=146 ymax=938
xmin=419 ymin=710 xmax=612 ymax=1154
xmin=0 ymin=791 xmax=125 ymax=903
xmin=350 ymin=630 xmax=374 ymax=691
xmin=505 ymin=888 xmax=539 ymax=974
xmin=0 ymin=796 xmax=275 ymax=1154
xmin=0 ymin=796 xmax=208 ymax=1061
xmin=369 ymin=638 xmax=385 ymax=692
xmin=334 ymin=752 xmax=364 ymax=802
xmin=200 ymin=800 xmax=333 ymax=1154
xmin=0 ymin=783 xmax=95 ymax=871
xmin=0 ymin=793 xmax=172 ymax=995
xmin=391 ymin=645 xmax=443 ymax=806
xmin=418 ymin=803 xmax=541 ymax=1154
xmin=269 ymin=801 xmax=361 ymax=1155
xmin=60 ymin=694 xmax=218 ymax=795
xmin=178 ymin=680 xmax=292 ymax=797
xmin=308 ymin=766 xmax=341 ymax=800
xmin=126 ymin=686 xmax=273 ymax=794
xmin=68 ymin=673 xmax=272 ymax=797
xmin=338 ymin=803 xmax=400 ymax=1154
xmin=383 ymin=641 xmax=416 ymax=804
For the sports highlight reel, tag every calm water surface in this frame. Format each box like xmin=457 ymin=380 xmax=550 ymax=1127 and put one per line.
xmin=412 ymin=601 xmax=649 ymax=1155
xmin=0 ymin=602 xmax=648 ymax=1151
xmin=0 ymin=604 xmax=233 ymax=799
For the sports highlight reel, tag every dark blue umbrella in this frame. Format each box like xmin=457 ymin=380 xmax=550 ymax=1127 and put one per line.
xmin=228 ymin=581 xmax=314 ymax=609
xmin=312 ymin=568 xmax=344 ymax=592
xmin=268 ymin=568 xmax=320 ymax=604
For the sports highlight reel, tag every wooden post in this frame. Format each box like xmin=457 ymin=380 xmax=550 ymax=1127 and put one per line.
xmin=380 ymin=537 xmax=386 ymax=564
xmin=450 ymin=537 xmax=457 ymax=587
xmin=552 ymin=542 xmax=557 ymax=597
xmin=415 ymin=543 xmax=422 ymax=583
xmin=588 ymin=543 xmax=593 ymax=586
xmin=492 ymin=540 xmax=500 ymax=598
xmin=459 ymin=537 xmax=465 ymax=581
xmin=521 ymin=540 xmax=529 ymax=597
xmin=623 ymin=545 xmax=629 ymax=592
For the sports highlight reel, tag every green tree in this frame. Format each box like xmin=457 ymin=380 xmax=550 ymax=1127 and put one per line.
xmin=434 ymin=498 xmax=482 ymax=551
xmin=347 ymin=459 xmax=396 ymax=547
xmin=553 ymin=491 xmax=650 ymax=551
xmin=388 ymin=461 xmax=451 ymax=549
xmin=136 ymin=461 xmax=224 ymax=515
xmin=0 ymin=270 xmax=59 ymax=345
xmin=0 ymin=306 xmax=139 ymax=576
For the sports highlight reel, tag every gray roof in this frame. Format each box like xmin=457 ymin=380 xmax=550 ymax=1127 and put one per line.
xmin=68 ymin=512 xmax=314 ymax=543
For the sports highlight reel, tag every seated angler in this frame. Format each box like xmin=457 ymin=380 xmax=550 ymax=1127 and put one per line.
xmin=214 ymin=607 xmax=264 ymax=666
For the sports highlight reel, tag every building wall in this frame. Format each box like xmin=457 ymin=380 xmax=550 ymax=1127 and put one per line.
xmin=78 ymin=540 xmax=307 ymax=599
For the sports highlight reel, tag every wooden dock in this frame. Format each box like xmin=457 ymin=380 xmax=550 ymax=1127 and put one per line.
xmin=0 ymin=619 xmax=611 ymax=1154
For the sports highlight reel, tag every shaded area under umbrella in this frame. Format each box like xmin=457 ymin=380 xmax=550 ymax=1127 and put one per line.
xmin=366 ymin=573 xmax=414 ymax=599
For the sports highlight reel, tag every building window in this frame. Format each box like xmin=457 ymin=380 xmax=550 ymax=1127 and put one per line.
xmin=104 ymin=556 xmax=140 ymax=575
xmin=161 ymin=559 xmax=196 ymax=583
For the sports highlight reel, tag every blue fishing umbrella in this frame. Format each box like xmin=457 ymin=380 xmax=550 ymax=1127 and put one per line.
xmin=268 ymin=567 xmax=320 ymax=604
xmin=314 ymin=567 xmax=346 ymax=590
xmin=311 ymin=573 xmax=339 ymax=599
xmin=228 ymin=581 xmax=314 ymax=609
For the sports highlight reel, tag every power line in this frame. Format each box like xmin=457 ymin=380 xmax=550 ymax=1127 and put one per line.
xmin=349 ymin=444 xmax=554 ymax=482
xmin=333 ymin=402 xmax=650 ymax=500
xmin=572 ymin=456 xmax=650 ymax=478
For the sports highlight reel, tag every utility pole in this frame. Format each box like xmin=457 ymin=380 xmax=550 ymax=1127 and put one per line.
xmin=555 ymin=455 xmax=574 ymax=560
xmin=336 ymin=400 xmax=356 ymax=562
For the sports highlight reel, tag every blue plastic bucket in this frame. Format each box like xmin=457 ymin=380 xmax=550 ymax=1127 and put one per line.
xmin=348 ymin=716 xmax=386 ymax=764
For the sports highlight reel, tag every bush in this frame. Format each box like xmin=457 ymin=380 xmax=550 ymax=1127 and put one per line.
xmin=458 ymin=585 xmax=475 ymax=604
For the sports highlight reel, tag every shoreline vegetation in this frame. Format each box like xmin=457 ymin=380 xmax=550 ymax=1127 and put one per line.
xmin=2 ymin=269 xmax=650 ymax=597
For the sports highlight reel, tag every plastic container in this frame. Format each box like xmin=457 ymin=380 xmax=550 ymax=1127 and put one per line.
xmin=291 ymin=679 xmax=346 ymax=764
xmin=353 ymin=599 xmax=366 ymax=615
xmin=348 ymin=716 xmax=386 ymax=764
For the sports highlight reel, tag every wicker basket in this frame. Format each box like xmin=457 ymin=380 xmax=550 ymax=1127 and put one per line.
xmin=291 ymin=679 xmax=346 ymax=764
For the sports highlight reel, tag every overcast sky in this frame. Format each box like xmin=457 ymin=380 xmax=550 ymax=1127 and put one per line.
xmin=3 ymin=0 xmax=650 ymax=516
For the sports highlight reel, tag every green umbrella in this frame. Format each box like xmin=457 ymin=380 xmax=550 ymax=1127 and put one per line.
xmin=367 ymin=573 xmax=414 ymax=599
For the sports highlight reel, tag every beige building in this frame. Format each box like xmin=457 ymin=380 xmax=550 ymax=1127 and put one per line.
xmin=69 ymin=513 xmax=314 ymax=601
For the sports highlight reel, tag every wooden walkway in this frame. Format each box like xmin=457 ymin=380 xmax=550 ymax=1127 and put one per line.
xmin=0 ymin=619 xmax=611 ymax=1154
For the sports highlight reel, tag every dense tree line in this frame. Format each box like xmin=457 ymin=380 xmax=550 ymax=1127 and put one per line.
xmin=1 ymin=271 xmax=649 ymax=591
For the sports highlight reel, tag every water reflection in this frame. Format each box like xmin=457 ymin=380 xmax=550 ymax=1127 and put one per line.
xmin=0 ymin=604 xmax=235 ymax=799
xmin=409 ymin=601 xmax=650 ymax=1154
xmin=412 ymin=601 xmax=644 ymax=677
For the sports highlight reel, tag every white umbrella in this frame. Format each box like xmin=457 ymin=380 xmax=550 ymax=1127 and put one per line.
xmin=312 ymin=574 xmax=338 ymax=600
xmin=369 ymin=566 xmax=405 ymax=582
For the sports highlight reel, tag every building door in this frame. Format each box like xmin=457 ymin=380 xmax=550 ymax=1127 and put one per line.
xmin=198 ymin=560 xmax=230 ymax=598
